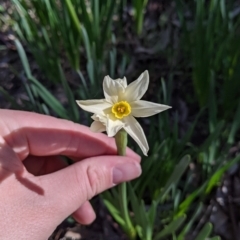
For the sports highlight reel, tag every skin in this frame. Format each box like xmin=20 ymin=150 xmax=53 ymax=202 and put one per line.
xmin=0 ymin=110 xmax=141 ymax=239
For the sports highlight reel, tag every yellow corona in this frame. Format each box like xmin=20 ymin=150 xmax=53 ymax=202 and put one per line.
xmin=112 ymin=101 xmax=131 ymax=119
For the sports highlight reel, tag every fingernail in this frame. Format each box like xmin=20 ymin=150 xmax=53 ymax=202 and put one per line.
xmin=112 ymin=162 xmax=142 ymax=184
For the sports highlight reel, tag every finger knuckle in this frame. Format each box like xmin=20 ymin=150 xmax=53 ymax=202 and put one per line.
xmin=85 ymin=166 xmax=102 ymax=199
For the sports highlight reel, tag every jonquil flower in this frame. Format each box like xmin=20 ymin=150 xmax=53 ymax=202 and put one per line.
xmin=76 ymin=70 xmax=171 ymax=156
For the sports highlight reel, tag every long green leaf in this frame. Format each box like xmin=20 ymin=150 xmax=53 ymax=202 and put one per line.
xmin=14 ymin=39 xmax=69 ymax=119
xmin=64 ymin=0 xmax=81 ymax=34
xmin=102 ymin=199 xmax=125 ymax=225
xmin=154 ymin=215 xmax=186 ymax=240
xmin=206 ymin=154 xmax=240 ymax=194
xmin=194 ymin=223 xmax=212 ymax=240
xmin=157 ymin=155 xmax=190 ymax=202
xmin=177 ymin=203 xmax=203 ymax=239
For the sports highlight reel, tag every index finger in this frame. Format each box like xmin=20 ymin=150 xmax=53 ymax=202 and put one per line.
xmin=1 ymin=110 xmax=140 ymax=161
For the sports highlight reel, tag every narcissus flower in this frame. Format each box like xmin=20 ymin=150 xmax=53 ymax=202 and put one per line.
xmin=76 ymin=71 xmax=171 ymax=156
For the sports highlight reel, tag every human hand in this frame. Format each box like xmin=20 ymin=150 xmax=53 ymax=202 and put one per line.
xmin=0 ymin=110 xmax=141 ymax=240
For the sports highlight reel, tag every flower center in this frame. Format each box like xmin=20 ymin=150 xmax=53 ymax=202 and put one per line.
xmin=112 ymin=101 xmax=131 ymax=119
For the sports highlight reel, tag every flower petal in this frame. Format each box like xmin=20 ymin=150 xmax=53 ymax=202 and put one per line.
xmin=115 ymin=77 xmax=127 ymax=88
xmin=76 ymin=100 xmax=111 ymax=115
xmin=90 ymin=121 xmax=106 ymax=133
xmin=91 ymin=113 xmax=107 ymax=123
xmin=124 ymin=70 xmax=149 ymax=102
xmin=123 ymin=116 xmax=149 ymax=156
xmin=103 ymin=76 xmax=125 ymax=104
xmin=106 ymin=114 xmax=125 ymax=137
xmin=131 ymin=100 xmax=172 ymax=117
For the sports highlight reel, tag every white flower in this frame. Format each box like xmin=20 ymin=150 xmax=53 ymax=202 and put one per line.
xmin=76 ymin=70 xmax=171 ymax=156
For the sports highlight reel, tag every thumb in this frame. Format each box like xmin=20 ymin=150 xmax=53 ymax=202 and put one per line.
xmin=39 ymin=155 xmax=141 ymax=219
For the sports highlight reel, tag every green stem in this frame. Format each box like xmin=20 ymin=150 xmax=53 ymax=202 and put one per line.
xmin=115 ymin=130 xmax=136 ymax=240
